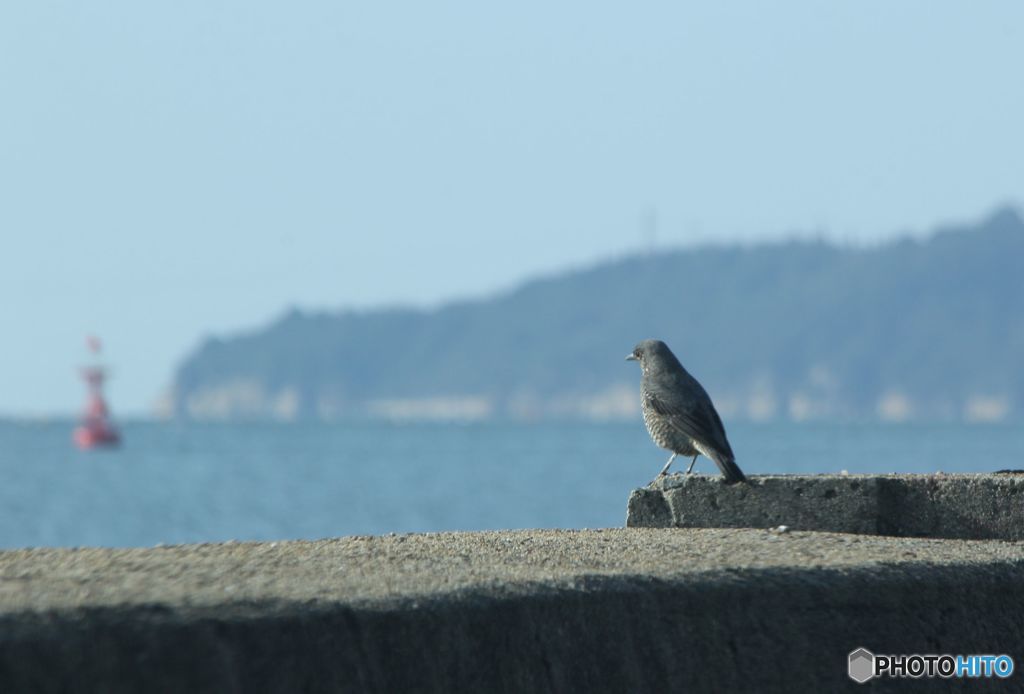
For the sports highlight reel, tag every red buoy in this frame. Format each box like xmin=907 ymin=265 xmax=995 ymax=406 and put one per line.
xmin=73 ymin=336 xmax=121 ymax=449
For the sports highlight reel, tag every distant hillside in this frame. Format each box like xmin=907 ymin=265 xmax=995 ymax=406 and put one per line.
xmin=169 ymin=208 xmax=1024 ymax=422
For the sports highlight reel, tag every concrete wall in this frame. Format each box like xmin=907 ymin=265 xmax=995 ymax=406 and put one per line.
xmin=2 ymin=527 xmax=1023 ymax=693
xmin=628 ymin=473 xmax=1024 ymax=539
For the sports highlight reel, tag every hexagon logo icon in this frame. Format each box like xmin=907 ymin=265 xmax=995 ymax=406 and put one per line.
xmin=848 ymin=648 xmax=875 ymax=684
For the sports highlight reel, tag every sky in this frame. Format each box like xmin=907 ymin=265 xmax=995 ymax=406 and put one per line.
xmin=1 ymin=2 xmax=1022 ymax=416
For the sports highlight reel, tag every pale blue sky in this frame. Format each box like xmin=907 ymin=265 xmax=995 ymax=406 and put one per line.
xmin=2 ymin=2 xmax=1022 ymax=415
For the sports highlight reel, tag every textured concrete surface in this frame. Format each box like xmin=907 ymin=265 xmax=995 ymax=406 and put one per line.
xmin=627 ymin=472 xmax=1024 ymax=539
xmin=2 ymin=528 xmax=1023 ymax=692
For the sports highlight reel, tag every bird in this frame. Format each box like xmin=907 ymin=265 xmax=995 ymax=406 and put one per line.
xmin=626 ymin=339 xmax=746 ymax=484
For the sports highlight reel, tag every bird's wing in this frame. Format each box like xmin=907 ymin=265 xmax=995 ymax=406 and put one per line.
xmin=644 ymin=389 xmax=733 ymax=459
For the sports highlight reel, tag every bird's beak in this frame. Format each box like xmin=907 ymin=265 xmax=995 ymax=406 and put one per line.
xmin=625 ymin=353 xmax=638 ymax=361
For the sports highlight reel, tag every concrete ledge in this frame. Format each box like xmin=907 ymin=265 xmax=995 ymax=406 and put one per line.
xmin=627 ymin=473 xmax=1024 ymax=539
xmin=2 ymin=529 xmax=1024 ymax=692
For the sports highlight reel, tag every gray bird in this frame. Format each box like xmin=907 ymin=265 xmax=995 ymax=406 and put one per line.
xmin=627 ymin=339 xmax=746 ymax=484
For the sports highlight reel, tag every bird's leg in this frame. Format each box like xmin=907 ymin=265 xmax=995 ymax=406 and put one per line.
xmin=658 ymin=453 xmax=677 ymax=477
xmin=685 ymin=455 xmax=699 ymax=475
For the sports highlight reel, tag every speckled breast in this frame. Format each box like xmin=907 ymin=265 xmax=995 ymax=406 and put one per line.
xmin=640 ymin=385 xmax=697 ymax=456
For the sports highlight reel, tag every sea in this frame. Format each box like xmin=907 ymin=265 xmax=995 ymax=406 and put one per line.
xmin=1 ymin=419 xmax=1022 ymax=549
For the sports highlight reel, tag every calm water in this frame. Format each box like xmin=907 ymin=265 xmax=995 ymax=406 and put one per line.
xmin=1 ymin=419 xmax=1022 ymax=549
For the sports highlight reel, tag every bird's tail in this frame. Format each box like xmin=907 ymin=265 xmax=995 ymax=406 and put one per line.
xmin=712 ymin=453 xmax=747 ymax=484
